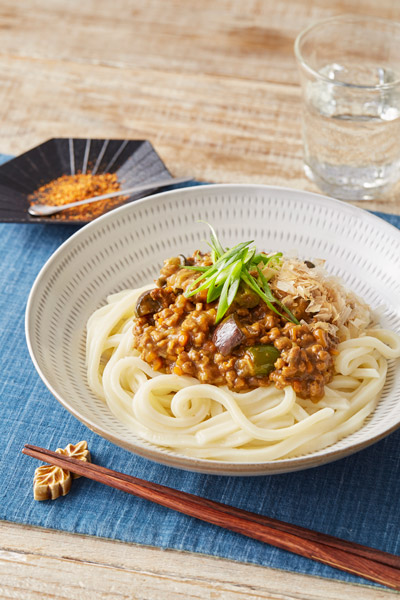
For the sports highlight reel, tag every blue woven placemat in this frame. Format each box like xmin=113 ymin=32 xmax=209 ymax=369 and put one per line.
xmin=1 ymin=152 xmax=400 ymax=589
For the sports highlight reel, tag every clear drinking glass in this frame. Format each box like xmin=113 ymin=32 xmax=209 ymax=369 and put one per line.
xmin=295 ymin=15 xmax=400 ymax=200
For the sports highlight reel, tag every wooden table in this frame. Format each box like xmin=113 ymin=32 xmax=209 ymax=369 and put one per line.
xmin=1 ymin=1 xmax=399 ymax=598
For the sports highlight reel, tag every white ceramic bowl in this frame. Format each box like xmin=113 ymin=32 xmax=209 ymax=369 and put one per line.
xmin=25 ymin=184 xmax=400 ymax=475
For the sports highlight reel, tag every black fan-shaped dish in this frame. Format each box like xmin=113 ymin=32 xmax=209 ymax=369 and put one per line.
xmin=0 ymin=138 xmax=172 ymax=224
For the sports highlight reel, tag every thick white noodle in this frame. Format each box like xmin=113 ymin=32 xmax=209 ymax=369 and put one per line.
xmin=86 ymin=286 xmax=400 ymax=462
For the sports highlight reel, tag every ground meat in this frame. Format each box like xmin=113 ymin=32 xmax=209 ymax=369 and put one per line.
xmin=269 ymin=324 xmax=334 ymax=400
xmin=132 ymin=252 xmax=338 ymax=400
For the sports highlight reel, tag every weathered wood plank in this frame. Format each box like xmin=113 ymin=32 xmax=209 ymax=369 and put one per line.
xmin=0 ymin=521 xmax=397 ymax=600
xmin=0 ymin=0 xmax=399 ymax=85
xmin=0 ymin=54 xmax=398 ymax=213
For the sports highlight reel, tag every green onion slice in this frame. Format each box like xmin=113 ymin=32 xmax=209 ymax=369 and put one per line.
xmin=183 ymin=224 xmax=299 ymax=324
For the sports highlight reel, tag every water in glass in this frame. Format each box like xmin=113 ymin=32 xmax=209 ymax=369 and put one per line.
xmin=303 ymin=64 xmax=400 ymax=200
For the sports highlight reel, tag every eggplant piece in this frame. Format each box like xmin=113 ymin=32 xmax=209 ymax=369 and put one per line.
xmin=167 ymin=255 xmax=188 ymax=267
xmin=246 ymin=345 xmax=281 ymax=376
xmin=212 ymin=314 xmax=245 ymax=356
xmin=135 ymin=289 xmax=162 ymax=317
xmin=177 ymin=254 xmax=188 ymax=266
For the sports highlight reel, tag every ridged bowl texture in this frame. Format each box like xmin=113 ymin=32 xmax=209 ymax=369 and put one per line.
xmin=25 ymin=185 xmax=400 ymax=475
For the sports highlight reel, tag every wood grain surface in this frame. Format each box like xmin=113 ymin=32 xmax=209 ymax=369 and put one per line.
xmin=1 ymin=1 xmax=400 ymax=598
xmin=0 ymin=0 xmax=399 ymax=213
xmin=1 ymin=521 xmax=397 ymax=600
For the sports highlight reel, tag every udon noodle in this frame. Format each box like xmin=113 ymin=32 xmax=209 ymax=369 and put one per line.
xmin=86 ymin=281 xmax=400 ymax=462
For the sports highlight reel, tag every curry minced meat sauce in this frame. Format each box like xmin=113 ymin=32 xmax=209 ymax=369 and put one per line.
xmin=132 ymin=252 xmax=337 ymax=401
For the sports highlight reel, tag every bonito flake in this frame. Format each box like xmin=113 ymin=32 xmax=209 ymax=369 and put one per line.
xmin=270 ymin=258 xmax=371 ymax=340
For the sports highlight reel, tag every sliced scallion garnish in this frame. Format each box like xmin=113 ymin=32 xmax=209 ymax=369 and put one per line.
xmin=184 ymin=224 xmax=300 ymax=324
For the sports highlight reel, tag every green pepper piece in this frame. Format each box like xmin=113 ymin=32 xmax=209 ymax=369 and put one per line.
xmin=246 ymin=345 xmax=281 ymax=376
xmin=233 ymin=284 xmax=260 ymax=309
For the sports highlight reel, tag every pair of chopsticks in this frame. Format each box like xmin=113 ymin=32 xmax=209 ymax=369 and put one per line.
xmin=22 ymin=444 xmax=400 ymax=591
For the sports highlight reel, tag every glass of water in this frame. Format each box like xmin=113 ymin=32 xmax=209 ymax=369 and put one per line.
xmin=295 ymin=15 xmax=400 ymax=200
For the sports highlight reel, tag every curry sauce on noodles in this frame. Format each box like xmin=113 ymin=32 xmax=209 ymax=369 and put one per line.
xmin=86 ymin=240 xmax=400 ymax=462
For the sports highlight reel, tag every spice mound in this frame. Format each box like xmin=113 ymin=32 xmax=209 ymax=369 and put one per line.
xmin=28 ymin=173 xmax=127 ymax=221
xmin=33 ymin=441 xmax=91 ymax=501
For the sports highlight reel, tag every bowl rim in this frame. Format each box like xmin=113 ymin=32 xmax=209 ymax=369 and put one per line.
xmin=25 ymin=183 xmax=400 ymax=475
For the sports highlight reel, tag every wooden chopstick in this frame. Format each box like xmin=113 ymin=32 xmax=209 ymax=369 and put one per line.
xmin=22 ymin=444 xmax=400 ymax=591
xmin=25 ymin=443 xmax=400 ymax=570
